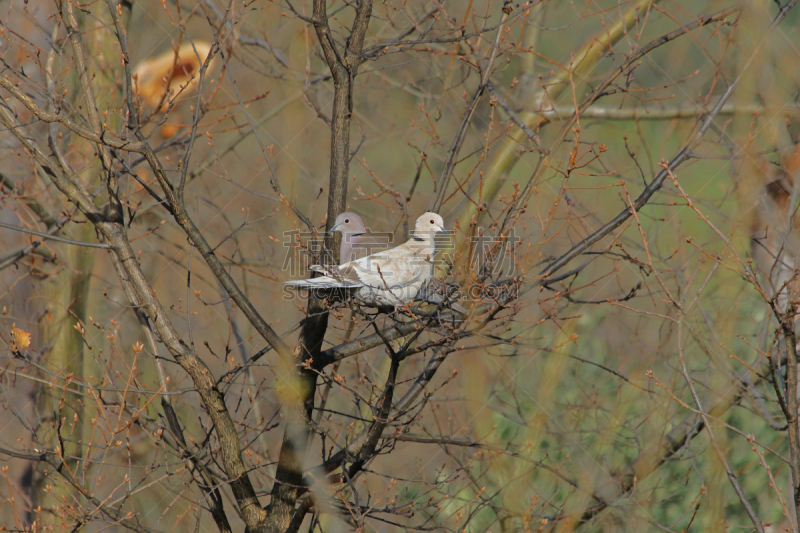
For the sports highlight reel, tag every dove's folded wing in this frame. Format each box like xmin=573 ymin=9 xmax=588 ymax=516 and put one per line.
xmin=282 ymin=276 xmax=363 ymax=288
xmin=346 ymin=245 xmax=426 ymax=290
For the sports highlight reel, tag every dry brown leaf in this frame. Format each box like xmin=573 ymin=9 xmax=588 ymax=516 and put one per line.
xmin=11 ymin=323 xmax=31 ymax=350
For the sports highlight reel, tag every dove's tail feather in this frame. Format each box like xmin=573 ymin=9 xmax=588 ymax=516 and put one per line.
xmin=283 ymin=276 xmax=362 ymax=289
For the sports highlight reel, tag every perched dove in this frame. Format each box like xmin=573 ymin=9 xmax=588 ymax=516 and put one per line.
xmin=286 ymin=213 xmax=447 ymax=307
xmin=331 ymin=211 xmax=467 ymax=314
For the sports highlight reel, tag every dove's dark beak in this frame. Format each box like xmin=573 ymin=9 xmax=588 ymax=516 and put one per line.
xmin=438 ymin=225 xmax=450 ymax=234
xmin=330 ymin=224 xmax=341 ymax=233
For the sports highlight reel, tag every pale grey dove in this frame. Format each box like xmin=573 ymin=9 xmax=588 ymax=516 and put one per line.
xmin=330 ymin=211 xmax=468 ymax=314
xmin=285 ymin=213 xmax=448 ymax=308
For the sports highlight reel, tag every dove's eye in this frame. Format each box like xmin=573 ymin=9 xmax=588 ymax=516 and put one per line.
xmin=345 ymin=219 xmax=350 ymax=223
xmin=430 ymin=219 xmax=434 ymax=224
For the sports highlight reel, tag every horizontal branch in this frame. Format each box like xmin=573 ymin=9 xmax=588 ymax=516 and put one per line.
xmin=0 ymin=221 xmax=110 ymax=248
xmin=538 ymin=102 xmax=800 ymax=121
xmin=315 ymin=321 xmax=422 ymax=367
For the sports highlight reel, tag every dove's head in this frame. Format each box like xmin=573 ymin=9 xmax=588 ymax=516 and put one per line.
xmin=413 ymin=212 xmax=447 ymax=240
xmin=330 ymin=212 xmax=366 ymax=235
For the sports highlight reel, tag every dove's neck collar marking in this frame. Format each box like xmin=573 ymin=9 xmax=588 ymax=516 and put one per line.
xmin=412 ymin=233 xmax=437 ymax=243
